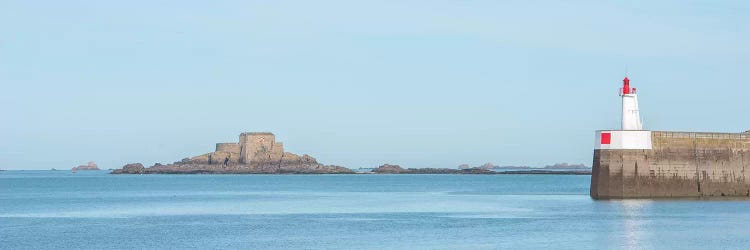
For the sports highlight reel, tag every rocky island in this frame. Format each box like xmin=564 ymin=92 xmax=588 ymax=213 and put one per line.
xmin=72 ymin=162 xmax=100 ymax=171
xmin=112 ymin=132 xmax=353 ymax=174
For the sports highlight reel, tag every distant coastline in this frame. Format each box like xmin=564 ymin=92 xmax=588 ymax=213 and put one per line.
xmin=110 ymin=131 xmax=591 ymax=175
xmin=459 ymin=162 xmax=589 ymax=170
xmin=111 ymin=163 xmax=590 ymax=175
xmin=368 ymin=164 xmax=590 ymax=175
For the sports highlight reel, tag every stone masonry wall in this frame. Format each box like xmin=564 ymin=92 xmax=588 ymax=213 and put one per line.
xmin=591 ymin=131 xmax=750 ymax=199
xmin=239 ymin=132 xmax=284 ymax=164
xmin=215 ymin=143 xmax=241 ymax=154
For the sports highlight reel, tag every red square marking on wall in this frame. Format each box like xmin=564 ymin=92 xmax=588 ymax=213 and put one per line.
xmin=601 ymin=133 xmax=611 ymax=144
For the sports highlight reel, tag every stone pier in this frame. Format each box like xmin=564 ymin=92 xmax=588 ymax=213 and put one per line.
xmin=591 ymin=131 xmax=750 ymax=199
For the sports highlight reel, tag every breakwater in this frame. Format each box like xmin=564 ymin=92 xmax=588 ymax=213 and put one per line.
xmin=591 ymin=131 xmax=750 ymax=199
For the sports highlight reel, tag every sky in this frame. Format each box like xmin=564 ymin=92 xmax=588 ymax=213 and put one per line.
xmin=1 ymin=0 xmax=748 ymax=170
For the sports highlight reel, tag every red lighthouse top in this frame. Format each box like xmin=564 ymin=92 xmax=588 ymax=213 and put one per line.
xmin=621 ymin=77 xmax=636 ymax=95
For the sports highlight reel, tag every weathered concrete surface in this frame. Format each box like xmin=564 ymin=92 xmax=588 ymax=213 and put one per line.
xmin=591 ymin=131 xmax=750 ymax=199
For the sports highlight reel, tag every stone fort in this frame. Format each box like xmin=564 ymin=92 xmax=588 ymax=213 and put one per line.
xmin=187 ymin=132 xmax=286 ymax=165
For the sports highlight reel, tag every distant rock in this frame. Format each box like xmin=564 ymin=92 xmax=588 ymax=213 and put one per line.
xmin=72 ymin=162 xmax=100 ymax=171
xmin=493 ymin=165 xmax=531 ymax=169
xmin=479 ymin=163 xmax=497 ymax=169
xmin=373 ymin=164 xmax=405 ymax=174
xmin=458 ymin=164 xmax=471 ymax=169
xmin=112 ymin=163 xmax=146 ymax=174
xmin=497 ymin=170 xmax=591 ymax=175
xmin=543 ymin=163 xmax=589 ymax=169
xmin=372 ymin=164 xmax=496 ymax=174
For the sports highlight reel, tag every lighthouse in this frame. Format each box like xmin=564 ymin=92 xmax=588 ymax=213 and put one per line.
xmin=620 ymin=77 xmax=642 ymax=130
xmin=594 ymin=77 xmax=652 ymax=150
xmin=591 ymin=76 xmax=750 ymax=199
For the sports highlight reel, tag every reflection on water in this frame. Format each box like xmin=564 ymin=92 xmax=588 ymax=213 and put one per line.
xmin=621 ymin=200 xmax=651 ymax=250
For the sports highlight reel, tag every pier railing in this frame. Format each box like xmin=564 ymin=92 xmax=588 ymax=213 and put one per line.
xmin=653 ymin=131 xmax=749 ymax=140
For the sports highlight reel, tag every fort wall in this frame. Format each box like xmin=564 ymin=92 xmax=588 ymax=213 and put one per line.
xmin=215 ymin=143 xmax=241 ymax=154
xmin=182 ymin=132 xmax=287 ymax=165
xmin=591 ymin=131 xmax=750 ymax=199
xmin=239 ymin=132 xmax=284 ymax=163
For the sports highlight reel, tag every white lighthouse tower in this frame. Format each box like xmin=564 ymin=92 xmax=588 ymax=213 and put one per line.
xmin=594 ymin=76 xmax=652 ymax=150
xmin=620 ymin=77 xmax=642 ymax=130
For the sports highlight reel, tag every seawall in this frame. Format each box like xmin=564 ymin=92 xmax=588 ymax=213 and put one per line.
xmin=591 ymin=131 xmax=750 ymax=199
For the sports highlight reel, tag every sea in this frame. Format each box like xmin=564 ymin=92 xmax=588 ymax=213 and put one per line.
xmin=2 ymin=170 xmax=750 ymax=250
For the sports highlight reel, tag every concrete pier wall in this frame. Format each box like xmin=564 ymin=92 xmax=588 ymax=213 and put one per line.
xmin=591 ymin=131 xmax=750 ymax=199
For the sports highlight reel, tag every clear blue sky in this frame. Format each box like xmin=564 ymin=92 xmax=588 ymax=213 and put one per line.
xmin=1 ymin=0 xmax=748 ymax=170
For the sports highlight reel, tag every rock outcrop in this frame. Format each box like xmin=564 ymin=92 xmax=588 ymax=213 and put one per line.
xmin=372 ymin=164 xmax=405 ymax=174
xmin=479 ymin=163 xmax=496 ymax=169
xmin=544 ymin=163 xmax=589 ymax=169
xmin=372 ymin=164 xmax=496 ymax=174
xmin=112 ymin=132 xmax=354 ymax=174
xmin=113 ymin=163 xmax=146 ymax=174
xmin=369 ymin=164 xmax=587 ymax=174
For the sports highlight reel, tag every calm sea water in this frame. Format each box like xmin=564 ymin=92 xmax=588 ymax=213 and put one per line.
xmin=2 ymin=171 xmax=749 ymax=249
